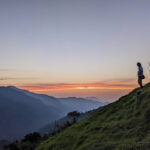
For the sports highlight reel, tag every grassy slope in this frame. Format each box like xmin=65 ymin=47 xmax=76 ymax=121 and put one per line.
xmin=36 ymin=83 xmax=150 ymax=150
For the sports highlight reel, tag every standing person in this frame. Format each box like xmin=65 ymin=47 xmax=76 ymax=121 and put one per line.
xmin=137 ymin=62 xmax=145 ymax=88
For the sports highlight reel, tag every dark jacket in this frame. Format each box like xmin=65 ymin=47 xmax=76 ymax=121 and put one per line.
xmin=138 ymin=66 xmax=143 ymax=77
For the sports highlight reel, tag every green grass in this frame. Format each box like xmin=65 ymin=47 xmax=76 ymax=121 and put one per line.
xmin=36 ymin=83 xmax=150 ymax=150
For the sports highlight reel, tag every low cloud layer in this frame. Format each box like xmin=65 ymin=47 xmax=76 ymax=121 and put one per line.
xmin=19 ymin=78 xmax=137 ymax=92
xmin=0 ymin=78 xmax=16 ymax=81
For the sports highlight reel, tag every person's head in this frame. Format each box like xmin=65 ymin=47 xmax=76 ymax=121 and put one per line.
xmin=137 ymin=62 xmax=141 ymax=67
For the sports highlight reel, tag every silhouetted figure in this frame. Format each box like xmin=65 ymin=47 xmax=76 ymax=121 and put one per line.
xmin=137 ymin=62 xmax=145 ymax=88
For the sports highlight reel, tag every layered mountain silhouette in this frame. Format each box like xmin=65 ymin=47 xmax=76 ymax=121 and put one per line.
xmin=0 ymin=86 xmax=104 ymax=141
xmin=36 ymin=83 xmax=150 ymax=150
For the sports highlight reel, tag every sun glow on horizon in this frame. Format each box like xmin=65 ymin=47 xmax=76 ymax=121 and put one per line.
xmin=18 ymin=81 xmax=136 ymax=92
xmin=17 ymin=83 xmax=135 ymax=102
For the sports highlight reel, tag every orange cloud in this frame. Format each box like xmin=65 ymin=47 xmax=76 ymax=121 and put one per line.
xmin=19 ymin=78 xmax=137 ymax=92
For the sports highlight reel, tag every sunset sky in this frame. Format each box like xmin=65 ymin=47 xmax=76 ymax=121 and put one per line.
xmin=0 ymin=0 xmax=150 ymax=101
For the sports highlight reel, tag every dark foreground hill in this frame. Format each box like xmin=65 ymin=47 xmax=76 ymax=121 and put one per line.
xmin=36 ymin=83 xmax=150 ymax=150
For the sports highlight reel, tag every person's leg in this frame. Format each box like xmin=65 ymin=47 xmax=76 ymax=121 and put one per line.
xmin=138 ymin=78 xmax=143 ymax=88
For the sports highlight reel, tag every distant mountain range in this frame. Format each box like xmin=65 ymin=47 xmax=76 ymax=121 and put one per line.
xmin=0 ymin=86 xmax=107 ymax=141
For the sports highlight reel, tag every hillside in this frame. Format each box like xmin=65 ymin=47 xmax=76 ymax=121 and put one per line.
xmin=38 ymin=109 xmax=97 ymax=135
xmin=36 ymin=83 xmax=150 ymax=150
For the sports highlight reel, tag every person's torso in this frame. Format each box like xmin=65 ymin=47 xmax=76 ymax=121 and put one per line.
xmin=138 ymin=66 xmax=143 ymax=77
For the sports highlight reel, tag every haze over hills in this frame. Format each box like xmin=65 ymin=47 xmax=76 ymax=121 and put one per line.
xmin=0 ymin=86 xmax=105 ymax=141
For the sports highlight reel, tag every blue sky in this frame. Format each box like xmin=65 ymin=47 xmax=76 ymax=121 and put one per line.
xmin=0 ymin=0 xmax=150 ymax=101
